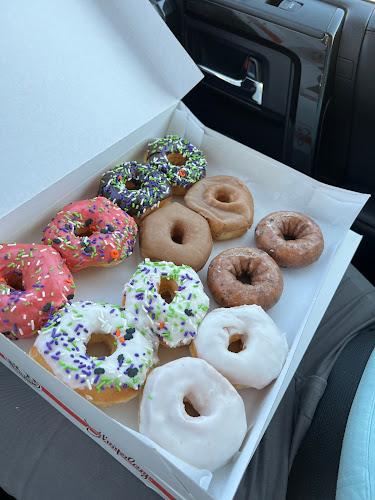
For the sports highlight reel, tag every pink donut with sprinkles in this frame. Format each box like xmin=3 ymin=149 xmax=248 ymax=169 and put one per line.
xmin=0 ymin=243 xmax=75 ymax=339
xmin=42 ymin=197 xmax=137 ymax=272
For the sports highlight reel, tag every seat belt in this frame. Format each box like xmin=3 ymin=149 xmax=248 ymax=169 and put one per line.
xmin=287 ymin=322 xmax=375 ymax=500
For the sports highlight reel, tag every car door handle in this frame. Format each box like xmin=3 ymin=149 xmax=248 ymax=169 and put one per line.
xmin=198 ymin=64 xmax=263 ymax=105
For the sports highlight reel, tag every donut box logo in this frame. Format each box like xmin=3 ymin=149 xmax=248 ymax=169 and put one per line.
xmin=83 ymin=422 xmax=175 ymax=498
xmin=5 ymin=357 xmax=41 ymax=390
xmin=85 ymin=425 xmax=150 ymax=480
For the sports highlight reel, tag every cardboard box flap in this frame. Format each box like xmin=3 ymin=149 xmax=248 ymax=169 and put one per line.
xmin=0 ymin=0 xmax=202 ymax=217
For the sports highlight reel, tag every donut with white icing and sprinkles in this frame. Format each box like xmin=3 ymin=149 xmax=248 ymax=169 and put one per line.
xmin=29 ymin=301 xmax=158 ymax=407
xmin=139 ymin=357 xmax=247 ymax=471
xmin=98 ymin=160 xmax=172 ymax=221
xmin=145 ymin=135 xmax=207 ymax=195
xmin=122 ymin=259 xmax=209 ymax=348
xmin=0 ymin=243 xmax=75 ymax=339
xmin=42 ymin=197 xmax=137 ymax=272
xmin=190 ymin=305 xmax=289 ymax=389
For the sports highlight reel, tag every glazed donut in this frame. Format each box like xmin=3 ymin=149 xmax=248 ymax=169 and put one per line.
xmin=139 ymin=357 xmax=247 ymax=471
xmin=122 ymin=259 xmax=209 ymax=348
xmin=254 ymin=211 xmax=324 ymax=268
xmin=30 ymin=301 xmax=158 ymax=407
xmin=190 ymin=305 xmax=288 ymax=389
xmin=0 ymin=243 xmax=75 ymax=339
xmin=207 ymin=247 xmax=283 ymax=310
xmin=42 ymin=197 xmax=137 ymax=272
xmin=184 ymin=175 xmax=254 ymax=240
xmin=139 ymin=202 xmax=212 ymax=272
xmin=98 ymin=160 xmax=172 ymax=222
xmin=145 ymin=135 xmax=207 ymax=195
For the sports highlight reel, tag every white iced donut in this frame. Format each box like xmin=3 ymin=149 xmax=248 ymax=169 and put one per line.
xmin=190 ymin=305 xmax=288 ymax=389
xmin=122 ymin=259 xmax=209 ymax=348
xmin=139 ymin=357 xmax=247 ymax=471
xmin=30 ymin=301 xmax=159 ymax=407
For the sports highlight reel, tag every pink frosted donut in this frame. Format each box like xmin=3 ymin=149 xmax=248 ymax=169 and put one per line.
xmin=0 ymin=243 xmax=75 ymax=339
xmin=42 ymin=197 xmax=137 ymax=272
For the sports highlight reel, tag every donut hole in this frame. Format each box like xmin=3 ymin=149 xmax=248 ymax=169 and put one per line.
xmin=4 ymin=271 xmax=25 ymax=291
xmin=228 ymin=334 xmax=246 ymax=353
xmin=167 ymin=152 xmax=186 ymax=167
xmin=125 ymin=179 xmax=141 ymax=191
xmin=236 ymin=273 xmax=252 ymax=286
xmin=183 ymin=397 xmax=201 ymax=418
xmin=215 ymin=186 xmax=236 ymax=204
xmin=75 ymin=226 xmax=94 ymax=237
xmin=158 ymin=277 xmax=178 ymax=304
xmin=283 ymin=233 xmax=297 ymax=241
xmin=170 ymin=224 xmax=184 ymax=245
xmin=86 ymin=333 xmax=116 ymax=358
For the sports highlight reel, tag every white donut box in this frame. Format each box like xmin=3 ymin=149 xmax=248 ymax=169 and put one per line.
xmin=0 ymin=1 xmax=369 ymax=499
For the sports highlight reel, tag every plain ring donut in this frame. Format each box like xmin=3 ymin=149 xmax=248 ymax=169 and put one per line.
xmin=139 ymin=357 xmax=247 ymax=471
xmin=184 ymin=175 xmax=254 ymax=240
xmin=255 ymin=211 xmax=324 ymax=268
xmin=139 ymin=202 xmax=212 ymax=272
xmin=190 ymin=305 xmax=288 ymax=389
xmin=207 ymin=247 xmax=283 ymax=310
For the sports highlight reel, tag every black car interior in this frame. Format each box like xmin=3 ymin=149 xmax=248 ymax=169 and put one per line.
xmin=155 ymin=0 xmax=375 ymax=284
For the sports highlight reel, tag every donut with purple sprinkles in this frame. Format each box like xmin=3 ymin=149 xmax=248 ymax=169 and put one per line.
xmin=146 ymin=135 xmax=207 ymax=194
xmin=41 ymin=197 xmax=137 ymax=272
xmin=98 ymin=160 xmax=172 ymax=220
xmin=30 ymin=301 xmax=159 ymax=407
xmin=122 ymin=259 xmax=209 ymax=348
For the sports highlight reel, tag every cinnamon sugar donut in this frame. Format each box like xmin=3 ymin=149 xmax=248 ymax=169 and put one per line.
xmin=255 ymin=211 xmax=324 ymax=268
xmin=207 ymin=247 xmax=283 ymax=310
xmin=184 ymin=175 xmax=254 ymax=240
xmin=139 ymin=202 xmax=212 ymax=272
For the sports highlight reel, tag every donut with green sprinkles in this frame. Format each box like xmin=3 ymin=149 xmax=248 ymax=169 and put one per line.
xmin=122 ymin=259 xmax=210 ymax=348
xmin=30 ymin=301 xmax=159 ymax=407
xmin=145 ymin=135 xmax=207 ymax=194
xmin=41 ymin=197 xmax=137 ymax=272
xmin=0 ymin=243 xmax=75 ymax=339
xmin=98 ymin=160 xmax=172 ymax=220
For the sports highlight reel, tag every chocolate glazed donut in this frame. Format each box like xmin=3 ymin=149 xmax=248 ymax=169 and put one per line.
xmin=207 ymin=247 xmax=283 ymax=310
xmin=255 ymin=211 xmax=324 ymax=268
xmin=139 ymin=202 xmax=212 ymax=272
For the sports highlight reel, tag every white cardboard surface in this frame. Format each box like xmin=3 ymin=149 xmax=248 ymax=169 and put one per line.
xmin=0 ymin=0 xmax=202 ymax=219
xmin=0 ymin=103 xmax=369 ymax=499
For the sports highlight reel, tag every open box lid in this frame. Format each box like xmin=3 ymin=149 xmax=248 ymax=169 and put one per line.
xmin=0 ymin=0 xmax=202 ymax=218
